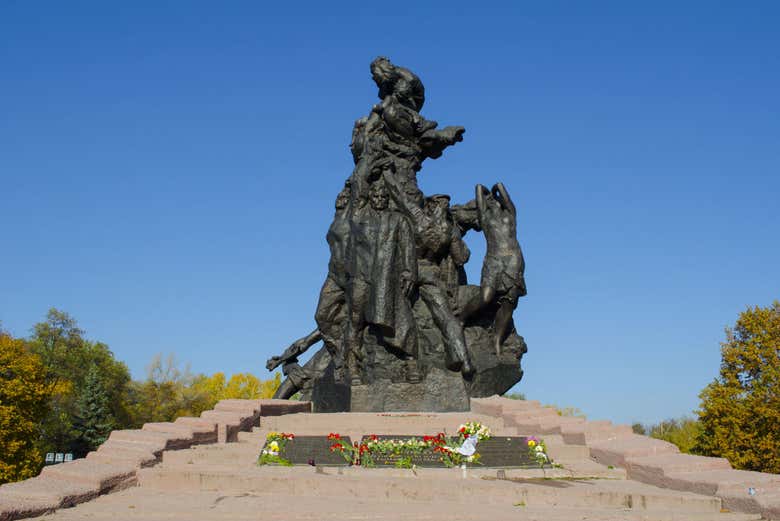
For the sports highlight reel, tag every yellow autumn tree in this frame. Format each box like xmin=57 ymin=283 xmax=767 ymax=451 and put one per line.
xmin=0 ymin=332 xmax=51 ymax=484
xmin=696 ymin=301 xmax=780 ymax=473
xmin=189 ymin=371 xmax=281 ymax=413
xmin=127 ymin=354 xmax=284 ymax=424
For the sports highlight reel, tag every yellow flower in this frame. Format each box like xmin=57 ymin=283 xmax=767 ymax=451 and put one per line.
xmin=528 ymin=440 xmax=536 ymax=448
xmin=269 ymin=441 xmax=280 ymax=451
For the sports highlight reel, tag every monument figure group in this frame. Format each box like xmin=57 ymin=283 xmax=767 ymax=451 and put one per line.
xmin=266 ymin=57 xmax=528 ymax=412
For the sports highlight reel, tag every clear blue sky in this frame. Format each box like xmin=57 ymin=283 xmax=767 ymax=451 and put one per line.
xmin=2 ymin=2 xmax=778 ymax=425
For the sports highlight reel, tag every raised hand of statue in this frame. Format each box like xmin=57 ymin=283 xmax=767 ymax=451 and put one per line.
xmin=265 ymin=330 xmax=321 ymax=373
xmin=266 ymin=356 xmax=282 ymax=371
xmin=443 ymin=125 xmax=465 ymax=144
xmin=420 ymin=126 xmax=466 ymax=159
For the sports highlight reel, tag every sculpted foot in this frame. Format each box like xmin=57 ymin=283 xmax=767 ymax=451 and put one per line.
xmin=461 ymin=359 xmax=476 ymax=377
xmin=446 ymin=359 xmax=463 ymax=372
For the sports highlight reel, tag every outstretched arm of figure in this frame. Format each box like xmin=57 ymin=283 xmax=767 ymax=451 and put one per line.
xmin=492 ymin=182 xmax=516 ymax=216
xmin=475 ymin=184 xmax=488 ymax=230
xmin=451 ymin=200 xmax=481 ymax=236
xmin=266 ymin=329 xmax=322 ymax=371
xmin=419 ymin=126 xmax=465 ymax=159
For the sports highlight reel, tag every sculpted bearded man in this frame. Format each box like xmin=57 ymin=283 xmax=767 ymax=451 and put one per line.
xmin=344 ymin=180 xmax=419 ymax=384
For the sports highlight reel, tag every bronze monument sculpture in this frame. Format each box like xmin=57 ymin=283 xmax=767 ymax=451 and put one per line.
xmin=266 ymin=57 xmax=527 ymax=411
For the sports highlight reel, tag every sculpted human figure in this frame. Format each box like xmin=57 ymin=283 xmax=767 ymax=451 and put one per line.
xmin=383 ymin=171 xmax=475 ymax=376
xmin=266 ymin=329 xmax=330 ymax=399
xmin=349 ymin=57 xmax=465 ymax=204
xmin=315 ymin=181 xmax=352 ymax=369
xmin=344 ymin=180 xmax=418 ymax=384
xmin=266 ymin=182 xmax=351 ymax=392
xmin=463 ymin=183 xmax=527 ymax=355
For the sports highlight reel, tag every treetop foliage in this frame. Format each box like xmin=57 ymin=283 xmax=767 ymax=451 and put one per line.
xmin=696 ymin=301 xmax=780 ymax=473
xmin=0 ymin=332 xmax=51 ymax=484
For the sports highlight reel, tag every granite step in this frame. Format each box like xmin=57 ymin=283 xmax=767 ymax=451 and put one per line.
xmin=561 ymin=420 xmax=635 ymax=445
xmin=142 ymin=421 xmax=218 ymax=444
xmin=136 ymin=465 xmax=727 ymax=515
xmin=589 ymin=434 xmax=682 ymax=467
xmin=39 ymin=459 xmax=137 ymax=492
xmin=14 ymin=486 xmax=764 ymax=521
xmin=107 ymin=429 xmax=194 ymax=453
xmin=259 ymin=411 xmax=511 ymax=438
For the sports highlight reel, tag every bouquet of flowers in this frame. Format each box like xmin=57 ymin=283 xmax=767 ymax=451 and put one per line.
xmin=457 ymin=421 xmax=492 ymax=442
xmin=526 ymin=436 xmax=550 ymax=468
xmin=327 ymin=433 xmax=357 ymax=465
xmin=258 ymin=432 xmax=295 ymax=466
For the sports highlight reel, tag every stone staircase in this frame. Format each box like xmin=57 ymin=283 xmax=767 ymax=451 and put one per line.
xmin=471 ymin=396 xmax=780 ymax=520
xmin=1 ymin=396 xmax=778 ymax=520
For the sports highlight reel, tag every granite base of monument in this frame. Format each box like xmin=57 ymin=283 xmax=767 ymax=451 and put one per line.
xmin=308 ymin=329 xmax=526 ymax=412
xmin=310 ymin=364 xmax=351 ymax=413
xmin=351 ymin=367 xmax=470 ymax=412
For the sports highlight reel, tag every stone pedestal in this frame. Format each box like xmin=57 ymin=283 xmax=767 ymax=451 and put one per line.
xmin=350 ymin=367 xmax=470 ymax=412
xmin=306 ymin=304 xmax=527 ymax=413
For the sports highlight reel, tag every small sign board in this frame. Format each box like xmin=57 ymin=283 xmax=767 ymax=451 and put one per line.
xmin=45 ymin=453 xmax=55 ymax=463
xmin=477 ymin=436 xmax=540 ymax=468
xmin=54 ymin=453 xmax=64 ymax=463
xmin=64 ymin=453 xmax=73 ymax=462
xmin=274 ymin=436 xmax=353 ymax=466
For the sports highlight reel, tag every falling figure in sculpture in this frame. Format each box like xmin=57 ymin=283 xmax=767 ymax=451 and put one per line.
xmin=462 ymin=183 xmax=527 ymax=355
xmin=265 ymin=182 xmax=352 ymax=396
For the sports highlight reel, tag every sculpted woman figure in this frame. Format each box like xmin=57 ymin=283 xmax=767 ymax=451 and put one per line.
xmin=460 ymin=183 xmax=526 ymax=356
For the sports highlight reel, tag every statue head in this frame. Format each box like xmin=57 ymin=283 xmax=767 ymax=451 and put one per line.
xmin=369 ymin=181 xmax=390 ymax=211
xmin=451 ymin=200 xmax=481 ymax=232
xmin=335 ymin=182 xmax=351 ymax=210
xmin=370 ymin=56 xmax=425 ymax=111
xmin=425 ymin=194 xmax=451 ymax=220
xmin=404 ymin=183 xmax=424 ymax=209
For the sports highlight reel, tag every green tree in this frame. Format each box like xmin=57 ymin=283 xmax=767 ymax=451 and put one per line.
xmin=696 ymin=301 xmax=780 ymax=473
xmin=126 ymin=354 xmax=196 ymax=425
xmin=647 ymin=416 xmax=702 ymax=454
xmin=504 ymin=392 xmax=527 ymax=400
xmin=28 ymin=309 xmax=132 ymax=455
xmin=0 ymin=332 xmax=51 ymax=483
xmin=72 ymin=365 xmax=114 ymax=456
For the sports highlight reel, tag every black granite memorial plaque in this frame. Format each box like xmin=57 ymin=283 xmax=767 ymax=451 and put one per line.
xmin=272 ymin=436 xmax=352 ymax=466
xmin=477 ymin=436 xmax=540 ymax=468
xmin=359 ymin=435 xmax=449 ymax=468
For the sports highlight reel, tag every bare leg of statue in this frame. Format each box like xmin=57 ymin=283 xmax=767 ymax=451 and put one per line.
xmin=493 ymin=299 xmax=515 ymax=356
xmin=272 ymin=378 xmax=300 ymax=400
xmin=344 ymin=278 xmax=369 ymax=384
xmin=457 ymin=285 xmax=496 ymax=321
xmin=314 ymin=275 xmax=346 ymax=359
xmin=419 ymin=283 xmax=475 ymax=376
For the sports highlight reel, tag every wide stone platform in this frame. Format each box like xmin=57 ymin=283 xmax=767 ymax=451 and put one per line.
xmin=1 ymin=397 xmax=778 ymax=521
